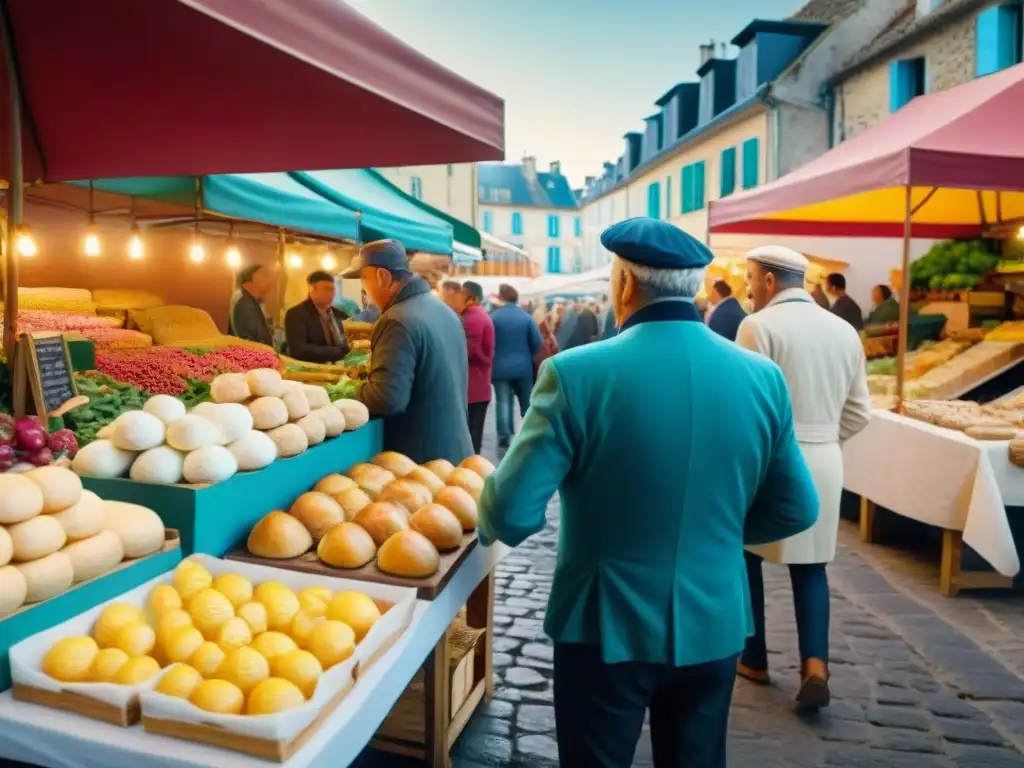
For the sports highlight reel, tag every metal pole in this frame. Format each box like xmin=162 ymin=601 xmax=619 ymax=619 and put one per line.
xmin=276 ymin=229 xmax=286 ymax=326
xmin=895 ymin=184 xmax=913 ymax=413
xmin=2 ymin=9 xmax=22 ymax=363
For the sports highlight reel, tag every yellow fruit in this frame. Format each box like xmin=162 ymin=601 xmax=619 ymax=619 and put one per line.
xmin=190 ymin=678 xmax=244 ymax=715
xmin=113 ymin=655 xmax=160 ymax=685
xmin=148 ymin=584 xmax=182 ymax=615
xmin=251 ymin=631 xmax=298 ymax=660
xmin=89 ymin=648 xmax=129 ymax=682
xmin=173 ymin=561 xmax=212 ymax=602
xmin=93 ymin=603 xmax=143 ymax=648
xmin=289 ymin=610 xmax=323 ymax=649
xmin=254 ymin=582 xmax=299 ymax=633
xmin=327 ymin=591 xmax=380 ymax=642
xmin=297 ymin=586 xmax=333 ymax=619
xmin=246 ymin=677 xmax=306 ymax=715
xmin=216 ymin=617 xmax=253 ymax=652
xmin=218 ymin=646 xmax=270 ymax=694
xmin=187 ymin=588 xmax=235 ymax=639
xmin=237 ymin=602 xmax=268 ymax=635
xmin=212 ymin=573 xmax=253 ymax=609
xmin=43 ymin=637 xmax=99 ymax=683
xmin=155 ymin=664 xmax=202 ymax=699
xmin=307 ymin=621 xmax=355 ymax=670
xmin=156 ymin=609 xmax=193 ymax=646
xmin=165 ymin=626 xmax=205 ymax=664
xmin=189 ymin=641 xmax=227 ymax=678
xmin=271 ymin=650 xmax=323 ymax=699
xmin=115 ymin=622 xmax=156 ymax=657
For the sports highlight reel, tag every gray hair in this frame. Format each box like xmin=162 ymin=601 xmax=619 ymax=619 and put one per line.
xmin=614 ymin=256 xmax=705 ymax=299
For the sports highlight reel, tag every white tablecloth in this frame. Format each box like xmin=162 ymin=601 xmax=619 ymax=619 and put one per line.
xmin=0 ymin=543 xmax=510 ymax=768
xmin=843 ymin=409 xmax=1021 ymax=577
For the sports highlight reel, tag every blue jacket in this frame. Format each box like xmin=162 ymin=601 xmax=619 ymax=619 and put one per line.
xmin=708 ymin=296 xmax=747 ymax=342
xmin=478 ymin=299 xmax=818 ymax=667
xmin=490 ymin=304 xmax=542 ymax=381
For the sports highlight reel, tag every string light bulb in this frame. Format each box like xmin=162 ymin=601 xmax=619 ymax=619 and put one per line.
xmin=287 ymin=253 xmax=303 ymax=269
xmin=84 ymin=224 xmax=101 ymax=257
xmin=15 ymin=228 xmax=37 ymax=257
xmin=127 ymin=226 xmax=144 ymax=260
xmin=321 ymin=251 xmax=337 ymax=271
xmin=1018 ymin=225 xmax=1024 ymax=240
xmin=189 ymin=236 xmax=206 ymax=263
xmin=225 ymin=243 xmax=242 ymax=268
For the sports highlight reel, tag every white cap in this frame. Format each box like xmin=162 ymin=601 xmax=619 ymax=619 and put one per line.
xmin=746 ymin=245 xmax=809 ymax=274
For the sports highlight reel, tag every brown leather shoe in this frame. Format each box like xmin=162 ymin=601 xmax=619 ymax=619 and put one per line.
xmin=796 ymin=657 xmax=830 ymax=708
xmin=736 ymin=661 xmax=771 ymax=686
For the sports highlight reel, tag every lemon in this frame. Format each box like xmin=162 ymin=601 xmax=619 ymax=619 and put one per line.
xmin=190 ymin=678 xmax=244 ymax=715
xmin=93 ymin=603 xmax=143 ymax=648
xmin=89 ymin=648 xmax=129 ymax=682
xmin=246 ymin=677 xmax=306 ymax=715
xmin=148 ymin=584 xmax=183 ymax=616
xmin=216 ymin=617 xmax=253 ymax=652
xmin=155 ymin=664 xmax=202 ymax=699
xmin=307 ymin=621 xmax=355 ymax=670
xmin=218 ymin=646 xmax=270 ymax=694
xmin=297 ymin=586 xmax=333 ymax=619
xmin=212 ymin=573 xmax=253 ymax=609
xmin=115 ymin=622 xmax=156 ymax=657
xmin=189 ymin=641 xmax=227 ymax=678
xmin=251 ymin=631 xmax=298 ymax=661
xmin=165 ymin=626 xmax=205 ymax=664
xmin=270 ymin=650 xmax=323 ymax=699
xmin=327 ymin=591 xmax=380 ymax=642
xmin=113 ymin=655 xmax=160 ymax=685
xmin=289 ymin=610 xmax=323 ymax=649
xmin=254 ymin=583 xmax=300 ymax=633
xmin=43 ymin=637 xmax=99 ymax=683
xmin=173 ymin=560 xmax=212 ymax=602
xmin=237 ymin=602 xmax=268 ymax=635
xmin=187 ymin=588 xmax=235 ymax=639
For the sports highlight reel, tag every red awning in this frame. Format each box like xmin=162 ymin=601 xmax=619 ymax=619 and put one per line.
xmin=709 ymin=62 xmax=1024 ymax=237
xmin=0 ymin=0 xmax=505 ymax=181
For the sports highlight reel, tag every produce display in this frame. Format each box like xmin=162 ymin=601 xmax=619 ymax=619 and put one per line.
xmin=0 ymin=414 xmax=79 ymax=472
xmin=246 ymin=451 xmax=492 ymax=579
xmin=71 ymin=370 xmax=371 ymax=485
xmin=95 ymin=347 xmax=281 ymax=396
xmin=909 ymin=239 xmax=999 ymax=294
xmin=36 ymin=558 xmax=383 ymax=717
xmin=0 ymin=466 xmax=166 ymax=617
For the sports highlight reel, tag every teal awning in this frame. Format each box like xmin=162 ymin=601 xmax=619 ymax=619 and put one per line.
xmin=290 ymin=170 xmax=454 ymax=254
xmin=375 ymin=172 xmax=481 ymax=251
xmin=82 ymin=174 xmax=360 ymax=241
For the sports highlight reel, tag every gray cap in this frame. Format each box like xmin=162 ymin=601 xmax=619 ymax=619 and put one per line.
xmin=341 ymin=239 xmax=410 ymax=279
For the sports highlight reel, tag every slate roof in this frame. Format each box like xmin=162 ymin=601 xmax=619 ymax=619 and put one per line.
xmin=477 ymin=163 xmax=580 ymax=209
xmin=791 ymin=0 xmax=867 ymax=24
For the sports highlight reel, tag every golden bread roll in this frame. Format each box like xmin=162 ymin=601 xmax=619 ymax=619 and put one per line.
xmin=371 ymin=451 xmax=417 ymax=478
xmin=379 ymin=479 xmax=433 ymax=515
xmin=315 ymin=474 xmax=357 ymax=497
xmin=459 ymin=455 xmax=495 ymax=479
xmin=334 ymin=486 xmax=373 ymax=521
xmin=317 ymin=523 xmax=377 ymax=569
xmin=410 ymin=504 xmax=464 ymax=551
xmin=433 ymin=486 xmax=478 ymax=531
xmin=289 ymin=492 xmax=345 ymax=540
xmin=406 ymin=466 xmax=445 ymax=495
xmin=353 ymin=502 xmax=410 ymax=546
xmin=247 ymin=512 xmax=312 ymax=559
xmin=376 ymin=530 xmax=440 ymax=578
xmin=447 ymin=468 xmax=484 ymax=501
xmin=347 ymin=463 xmax=396 ymax=500
xmin=421 ymin=459 xmax=455 ymax=482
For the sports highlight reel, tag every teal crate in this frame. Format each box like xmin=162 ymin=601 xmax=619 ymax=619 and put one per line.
xmin=0 ymin=532 xmax=182 ymax=691
xmin=82 ymin=421 xmax=383 ymax=557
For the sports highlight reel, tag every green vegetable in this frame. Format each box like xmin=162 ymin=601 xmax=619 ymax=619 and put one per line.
xmin=867 ymin=357 xmax=897 ymax=376
xmin=324 ymin=376 xmax=364 ymax=401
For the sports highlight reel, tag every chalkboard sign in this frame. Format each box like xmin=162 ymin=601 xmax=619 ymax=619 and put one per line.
xmin=18 ymin=334 xmax=78 ymax=417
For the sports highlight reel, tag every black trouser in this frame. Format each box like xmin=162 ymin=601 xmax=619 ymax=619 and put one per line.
xmin=466 ymin=401 xmax=489 ymax=455
xmin=554 ymin=643 xmax=738 ymax=768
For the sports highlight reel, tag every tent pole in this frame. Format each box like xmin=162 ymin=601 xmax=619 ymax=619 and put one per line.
xmin=276 ymin=228 xmax=286 ymax=327
xmin=1 ymin=8 xmax=22 ymax=364
xmin=895 ymin=185 xmax=912 ymax=414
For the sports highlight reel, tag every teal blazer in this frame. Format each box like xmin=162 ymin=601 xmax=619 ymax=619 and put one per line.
xmin=479 ymin=300 xmax=818 ymax=667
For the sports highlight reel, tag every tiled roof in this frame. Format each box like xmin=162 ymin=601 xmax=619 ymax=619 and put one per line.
xmin=477 ymin=163 xmax=580 ymax=209
xmin=830 ymin=0 xmax=988 ymax=81
xmin=790 ymin=0 xmax=866 ymax=24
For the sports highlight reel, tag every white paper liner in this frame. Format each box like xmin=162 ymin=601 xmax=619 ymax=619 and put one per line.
xmin=12 ymin=553 xmax=417 ymax=743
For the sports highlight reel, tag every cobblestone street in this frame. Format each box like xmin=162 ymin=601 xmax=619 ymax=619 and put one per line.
xmin=446 ymin=416 xmax=1024 ymax=767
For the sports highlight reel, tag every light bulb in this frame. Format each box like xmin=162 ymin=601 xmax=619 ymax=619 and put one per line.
xmin=127 ymin=229 xmax=144 ymax=260
xmin=84 ymin=229 xmax=101 ymax=257
xmin=15 ymin=230 xmax=37 ymax=257
xmin=225 ymin=244 xmax=242 ymax=268
xmin=321 ymin=252 xmax=337 ymax=271
xmin=287 ymin=253 xmax=303 ymax=269
xmin=189 ymin=240 xmax=206 ymax=263
xmin=1018 ymin=225 xmax=1024 ymax=240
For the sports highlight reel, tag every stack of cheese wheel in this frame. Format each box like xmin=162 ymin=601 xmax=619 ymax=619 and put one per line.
xmin=39 ymin=559 xmax=382 ymax=717
xmin=0 ymin=467 xmax=166 ymax=617
xmin=245 ymin=451 xmax=492 ymax=580
xmin=70 ymin=370 xmax=372 ymax=486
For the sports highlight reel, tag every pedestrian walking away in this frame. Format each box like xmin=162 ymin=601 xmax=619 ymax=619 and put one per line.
xmin=490 ymin=283 xmax=542 ymax=448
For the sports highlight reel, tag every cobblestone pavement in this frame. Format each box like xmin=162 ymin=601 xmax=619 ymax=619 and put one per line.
xmin=446 ymin=413 xmax=1024 ymax=767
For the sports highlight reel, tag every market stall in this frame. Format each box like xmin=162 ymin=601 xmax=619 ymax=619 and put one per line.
xmin=708 ymin=62 xmax=1024 ymax=595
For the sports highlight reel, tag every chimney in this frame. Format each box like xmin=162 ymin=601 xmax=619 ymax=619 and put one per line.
xmin=549 ymin=160 xmax=562 ymax=175
xmin=719 ymin=41 xmax=727 ymax=59
xmin=585 ymin=175 xmax=596 ymax=186
xmin=699 ymin=41 xmax=716 ymax=65
xmin=522 ymin=155 xmax=538 ymax=183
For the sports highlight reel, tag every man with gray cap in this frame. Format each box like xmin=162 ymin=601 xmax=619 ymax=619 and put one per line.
xmin=736 ymin=245 xmax=872 ymax=710
xmin=342 ymin=239 xmax=473 ymax=464
xmin=477 ymin=218 xmax=818 ymax=768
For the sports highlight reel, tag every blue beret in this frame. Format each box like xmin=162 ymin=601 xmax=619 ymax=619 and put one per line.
xmin=599 ymin=217 xmax=713 ymax=270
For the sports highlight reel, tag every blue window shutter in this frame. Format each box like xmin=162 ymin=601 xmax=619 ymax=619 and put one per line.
xmin=553 ymin=246 xmax=561 ymax=273
xmin=720 ymin=148 xmax=736 ymax=198
xmin=889 ymin=61 xmax=906 ymax=112
xmin=546 ymin=246 xmax=561 ymax=273
xmin=647 ymin=182 xmax=661 ymax=219
xmin=410 ymin=176 xmax=423 ymax=200
xmin=512 ymin=212 xmax=523 ymax=235
xmin=573 ymin=216 xmax=581 ymax=237
xmin=681 ymin=166 xmax=693 ymax=214
xmin=976 ymin=5 xmax=1022 ymax=77
xmin=742 ymin=139 xmax=760 ymax=190
xmin=665 ymin=176 xmax=672 ymax=219
xmin=482 ymin=211 xmax=492 ymax=233
xmin=694 ymin=162 xmax=706 ymax=209
xmin=547 ymin=214 xmax=560 ymax=238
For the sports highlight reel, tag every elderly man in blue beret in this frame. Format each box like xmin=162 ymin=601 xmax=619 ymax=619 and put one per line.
xmin=478 ymin=217 xmax=819 ymax=768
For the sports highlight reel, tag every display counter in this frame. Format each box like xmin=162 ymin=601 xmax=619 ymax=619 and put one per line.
xmin=844 ymin=409 xmax=1022 ymax=595
xmin=81 ymin=421 xmax=383 ymax=556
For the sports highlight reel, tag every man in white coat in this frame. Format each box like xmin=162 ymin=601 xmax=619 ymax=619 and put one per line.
xmin=735 ymin=245 xmax=872 ymax=709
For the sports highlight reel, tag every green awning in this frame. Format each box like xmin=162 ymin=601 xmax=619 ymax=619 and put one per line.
xmin=290 ymin=170 xmax=453 ymax=254
xmin=368 ymin=170 xmax=481 ymax=251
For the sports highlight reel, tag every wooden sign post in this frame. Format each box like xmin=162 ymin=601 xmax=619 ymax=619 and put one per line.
xmin=13 ymin=333 xmax=86 ymax=419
